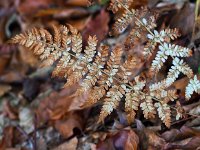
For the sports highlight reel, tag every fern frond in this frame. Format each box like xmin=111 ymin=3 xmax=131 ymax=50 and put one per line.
xmin=140 ymin=96 xmax=156 ymax=119
xmin=98 ymin=85 xmax=124 ymax=122
xmin=165 ymin=58 xmax=194 ymax=86
xmin=185 ymin=75 xmax=200 ymax=100
xmin=76 ymin=45 xmax=109 ymax=96
xmin=113 ymin=9 xmax=136 ymax=33
xmin=149 ymin=80 xmax=167 ymax=91
xmin=11 ymin=0 xmax=200 ymax=127
xmin=63 ymin=35 xmax=97 ymax=88
xmin=83 ymin=46 xmax=123 ymax=107
xmin=108 ymin=0 xmax=133 ymax=13
xmin=155 ymin=102 xmax=171 ymax=127
xmin=125 ymin=77 xmax=146 ymax=123
xmin=150 ymin=43 xmax=192 ymax=73
xmin=118 ymin=55 xmax=137 ymax=83
xmin=150 ymin=46 xmax=168 ymax=73
xmin=144 ymin=29 xmax=180 ymax=57
xmin=147 ymin=29 xmax=180 ymax=43
xmin=125 ymin=91 xmax=139 ymax=123
xmin=151 ymin=90 xmax=178 ymax=103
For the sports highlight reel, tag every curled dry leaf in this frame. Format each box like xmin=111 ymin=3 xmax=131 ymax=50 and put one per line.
xmin=54 ymin=112 xmax=83 ymax=138
xmin=164 ymin=137 xmax=200 ymax=150
xmin=162 ymin=126 xmax=200 ymax=142
xmin=189 ymin=103 xmax=200 ymax=116
xmin=97 ymin=128 xmax=139 ymax=150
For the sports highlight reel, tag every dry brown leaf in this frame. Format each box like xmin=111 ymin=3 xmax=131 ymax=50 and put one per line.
xmin=164 ymin=137 xmax=200 ymax=150
xmin=97 ymin=128 xmax=139 ymax=150
xmin=162 ymin=126 xmax=200 ymax=142
xmin=0 ymin=55 xmax=11 ymax=74
xmin=64 ymin=0 xmax=89 ymax=7
xmin=0 ymin=71 xmax=24 ymax=83
xmin=144 ymin=129 xmax=166 ymax=150
xmin=35 ymin=8 xmax=89 ymax=19
xmin=2 ymin=100 xmax=17 ymax=120
xmin=36 ymin=89 xmax=74 ymax=123
xmin=0 ymin=84 xmax=11 ymax=97
xmin=18 ymin=0 xmax=53 ymax=15
xmin=130 ymin=0 xmax=148 ymax=9
xmin=169 ymin=3 xmax=195 ymax=36
xmin=18 ymin=46 xmax=39 ymax=67
xmin=0 ymin=126 xmax=14 ymax=149
xmin=124 ymin=130 xmax=139 ymax=150
xmin=54 ymin=112 xmax=83 ymax=138
xmin=52 ymin=137 xmax=78 ymax=150
xmin=82 ymin=9 xmax=110 ymax=43
xmin=68 ymin=16 xmax=91 ymax=31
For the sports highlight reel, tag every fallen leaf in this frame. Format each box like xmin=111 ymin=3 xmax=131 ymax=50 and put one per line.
xmin=164 ymin=136 xmax=200 ymax=150
xmin=162 ymin=126 xmax=200 ymax=142
xmin=82 ymin=9 xmax=109 ymax=44
xmin=169 ymin=2 xmax=195 ymax=36
xmin=2 ymin=100 xmax=17 ymax=120
xmin=36 ymin=85 xmax=87 ymax=124
xmin=97 ymin=128 xmax=139 ymax=150
xmin=54 ymin=112 xmax=83 ymax=138
xmin=18 ymin=0 xmax=53 ymax=15
xmin=0 ymin=71 xmax=24 ymax=83
xmin=0 ymin=54 xmax=11 ymax=74
xmin=0 ymin=84 xmax=11 ymax=96
xmin=52 ymin=137 xmax=78 ymax=150
xmin=0 ymin=126 xmax=14 ymax=149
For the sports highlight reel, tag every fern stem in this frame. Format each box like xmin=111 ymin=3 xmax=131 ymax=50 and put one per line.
xmin=114 ymin=0 xmax=199 ymax=119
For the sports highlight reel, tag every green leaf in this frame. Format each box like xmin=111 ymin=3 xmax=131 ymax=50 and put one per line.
xmin=198 ymin=66 xmax=200 ymax=74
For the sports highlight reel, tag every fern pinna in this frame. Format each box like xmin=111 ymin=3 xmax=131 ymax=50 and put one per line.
xmin=11 ymin=0 xmax=200 ymax=127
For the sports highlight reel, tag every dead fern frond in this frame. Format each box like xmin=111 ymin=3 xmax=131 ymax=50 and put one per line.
xmin=113 ymin=9 xmax=136 ymax=33
xmin=11 ymin=0 xmax=200 ymax=127
xmin=108 ymin=0 xmax=133 ymax=13
xmin=155 ymin=102 xmax=171 ymax=127
xmin=185 ymin=75 xmax=200 ymax=100
xmin=140 ymin=96 xmax=156 ymax=119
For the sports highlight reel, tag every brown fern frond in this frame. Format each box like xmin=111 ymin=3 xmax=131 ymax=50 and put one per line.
xmin=108 ymin=0 xmax=133 ymax=13
xmin=11 ymin=0 xmax=200 ymax=127
xmin=63 ymin=36 xmax=98 ymax=88
xmin=151 ymin=90 xmax=178 ymax=103
xmin=118 ymin=55 xmax=137 ymax=83
xmin=155 ymin=102 xmax=171 ymax=127
xmin=76 ymin=45 xmax=109 ymax=97
xmin=140 ymin=96 xmax=156 ymax=119
xmin=149 ymin=80 xmax=167 ymax=91
xmin=113 ymin=9 xmax=136 ymax=34
xmin=84 ymin=46 xmax=123 ymax=107
xmin=98 ymin=85 xmax=124 ymax=122
xmin=125 ymin=91 xmax=140 ymax=123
